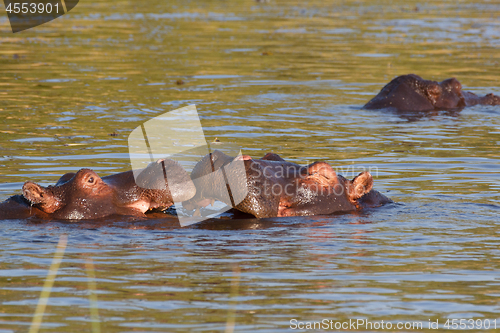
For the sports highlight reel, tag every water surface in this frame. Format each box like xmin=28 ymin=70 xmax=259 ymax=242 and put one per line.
xmin=1 ymin=0 xmax=499 ymax=332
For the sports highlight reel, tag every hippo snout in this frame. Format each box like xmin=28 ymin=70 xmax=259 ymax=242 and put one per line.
xmin=169 ymin=181 xmax=197 ymax=202
xmin=23 ymin=182 xmax=46 ymax=205
xmin=134 ymin=158 xmax=197 ymax=203
xmin=22 ymin=181 xmax=62 ymax=214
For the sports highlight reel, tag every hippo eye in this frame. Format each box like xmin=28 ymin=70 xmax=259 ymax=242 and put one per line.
xmin=88 ymin=177 xmax=94 ymax=184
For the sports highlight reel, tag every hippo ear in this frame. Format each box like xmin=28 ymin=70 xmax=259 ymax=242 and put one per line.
xmin=348 ymin=172 xmax=373 ymax=201
xmin=261 ymin=153 xmax=285 ymax=162
xmin=56 ymin=173 xmax=75 ymax=186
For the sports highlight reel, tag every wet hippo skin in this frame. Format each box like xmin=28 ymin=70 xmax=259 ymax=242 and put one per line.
xmin=364 ymin=74 xmax=500 ymax=112
xmin=0 ymin=159 xmax=196 ymax=220
xmin=183 ymin=150 xmax=392 ymax=218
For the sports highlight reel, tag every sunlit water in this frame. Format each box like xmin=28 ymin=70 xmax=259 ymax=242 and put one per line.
xmin=1 ymin=0 xmax=499 ymax=332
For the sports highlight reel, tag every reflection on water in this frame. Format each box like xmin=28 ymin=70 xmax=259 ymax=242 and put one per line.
xmin=1 ymin=0 xmax=500 ymax=331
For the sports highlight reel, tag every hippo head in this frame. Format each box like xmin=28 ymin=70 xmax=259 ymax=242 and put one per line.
xmin=364 ymin=74 xmax=466 ymax=112
xmin=183 ymin=151 xmax=387 ymax=218
xmin=23 ymin=169 xmax=118 ymax=219
xmin=279 ymin=167 xmax=376 ymax=217
xmin=22 ymin=159 xmax=196 ymax=220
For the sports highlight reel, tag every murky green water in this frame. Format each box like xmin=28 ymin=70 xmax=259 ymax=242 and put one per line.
xmin=1 ymin=0 xmax=500 ymax=332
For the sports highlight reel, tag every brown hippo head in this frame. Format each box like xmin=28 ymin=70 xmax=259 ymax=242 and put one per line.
xmin=183 ymin=151 xmax=391 ymax=218
xmin=364 ymin=74 xmax=500 ymax=112
xmin=364 ymin=74 xmax=467 ymax=111
xmin=277 ymin=164 xmax=378 ymax=217
xmin=22 ymin=159 xmax=196 ymax=220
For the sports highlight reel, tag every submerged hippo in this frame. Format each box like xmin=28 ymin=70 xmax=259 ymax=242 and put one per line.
xmin=0 ymin=159 xmax=196 ymax=220
xmin=364 ymin=74 xmax=500 ymax=112
xmin=183 ymin=151 xmax=392 ymax=218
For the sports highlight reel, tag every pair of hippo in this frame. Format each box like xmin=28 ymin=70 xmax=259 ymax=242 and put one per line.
xmin=2 ymin=74 xmax=498 ymax=221
xmin=0 ymin=151 xmax=391 ymax=221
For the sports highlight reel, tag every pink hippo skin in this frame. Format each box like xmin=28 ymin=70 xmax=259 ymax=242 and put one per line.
xmin=0 ymin=159 xmax=195 ymax=220
xmin=364 ymin=74 xmax=500 ymax=112
xmin=182 ymin=150 xmax=392 ymax=218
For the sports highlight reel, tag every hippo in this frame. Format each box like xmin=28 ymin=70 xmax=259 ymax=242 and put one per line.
xmin=0 ymin=159 xmax=196 ymax=220
xmin=182 ymin=150 xmax=392 ymax=218
xmin=364 ymin=74 xmax=500 ymax=112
